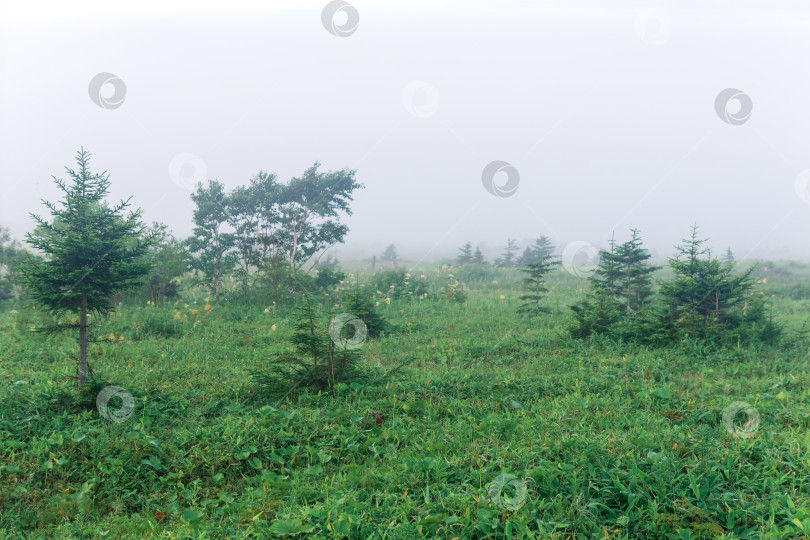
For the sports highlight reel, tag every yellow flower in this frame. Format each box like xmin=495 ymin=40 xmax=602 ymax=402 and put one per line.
xmin=191 ymin=309 xmax=198 ymax=317
xmin=264 ymin=308 xmax=270 ymax=313
xmin=174 ymin=312 xmax=182 ymax=321
xmin=108 ymin=333 xmax=116 ymax=342
xmin=118 ymin=336 xmax=124 ymax=343
xmin=500 ymin=295 xmax=505 ymax=300
xmin=384 ymin=298 xmax=391 ymax=305
xmin=271 ymin=324 xmax=277 ymax=331
xmin=204 ymin=304 xmax=212 ymax=314
xmin=184 ymin=304 xmax=189 ymax=308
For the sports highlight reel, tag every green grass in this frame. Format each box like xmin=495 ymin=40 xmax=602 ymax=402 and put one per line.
xmin=2 ymin=263 xmax=810 ymax=538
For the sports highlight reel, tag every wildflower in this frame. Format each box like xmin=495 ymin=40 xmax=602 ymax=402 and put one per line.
xmin=375 ymin=301 xmax=380 ymax=306
xmin=264 ymin=308 xmax=269 ymax=313
xmin=108 ymin=333 xmax=116 ymax=342
xmin=500 ymin=295 xmax=505 ymax=300
xmin=385 ymin=297 xmax=391 ymax=305
xmin=204 ymin=303 xmax=212 ymax=314
xmin=174 ymin=312 xmax=182 ymax=321
xmin=184 ymin=304 xmax=189 ymax=308
xmin=271 ymin=324 xmax=277 ymax=331
xmin=191 ymin=309 xmax=198 ymax=317
xmin=118 ymin=336 xmax=124 ymax=343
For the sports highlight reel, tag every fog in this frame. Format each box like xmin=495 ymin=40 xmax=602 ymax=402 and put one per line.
xmin=2 ymin=0 xmax=810 ymax=262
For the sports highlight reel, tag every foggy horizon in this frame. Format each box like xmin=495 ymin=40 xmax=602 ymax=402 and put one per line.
xmin=3 ymin=0 xmax=810 ymax=262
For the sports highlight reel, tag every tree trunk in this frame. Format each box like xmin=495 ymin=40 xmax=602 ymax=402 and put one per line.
xmin=626 ymin=270 xmax=632 ymax=316
xmin=78 ymin=294 xmax=88 ymax=388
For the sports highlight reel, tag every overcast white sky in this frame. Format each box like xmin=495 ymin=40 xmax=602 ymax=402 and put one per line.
xmin=2 ymin=0 xmax=810 ymax=261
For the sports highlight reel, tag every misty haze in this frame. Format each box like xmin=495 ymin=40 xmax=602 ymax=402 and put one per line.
xmin=1 ymin=1 xmax=810 ymax=538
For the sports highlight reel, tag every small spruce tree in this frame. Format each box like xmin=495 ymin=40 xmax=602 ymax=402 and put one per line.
xmin=457 ymin=242 xmax=473 ymax=265
xmin=518 ymin=253 xmax=560 ymax=315
xmin=614 ymin=229 xmax=659 ymax=316
xmin=498 ymin=238 xmax=520 ymax=268
xmin=22 ymin=149 xmax=153 ymax=387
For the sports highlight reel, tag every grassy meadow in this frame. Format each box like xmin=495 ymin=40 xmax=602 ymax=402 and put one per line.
xmin=2 ymin=262 xmax=810 ymax=538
